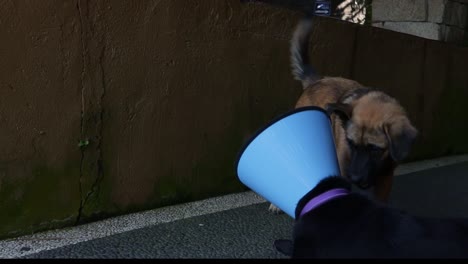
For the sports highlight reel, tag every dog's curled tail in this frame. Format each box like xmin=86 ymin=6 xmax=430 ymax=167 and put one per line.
xmin=290 ymin=18 xmax=320 ymax=88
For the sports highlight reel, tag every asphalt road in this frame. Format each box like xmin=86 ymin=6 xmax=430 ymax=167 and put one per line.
xmin=19 ymin=161 xmax=468 ymax=259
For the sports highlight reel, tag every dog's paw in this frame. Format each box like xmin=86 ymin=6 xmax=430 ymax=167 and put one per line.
xmin=268 ymin=204 xmax=284 ymax=215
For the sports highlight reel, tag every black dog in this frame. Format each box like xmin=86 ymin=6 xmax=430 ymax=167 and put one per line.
xmin=275 ymin=176 xmax=468 ymax=258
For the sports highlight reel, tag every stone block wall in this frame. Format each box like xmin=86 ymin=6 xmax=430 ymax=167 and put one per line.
xmin=372 ymin=0 xmax=468 ymax=45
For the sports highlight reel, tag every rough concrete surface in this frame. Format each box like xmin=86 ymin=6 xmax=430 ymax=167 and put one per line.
xmin=0 ymin=0 xmax=83 ymax=238
xmin=374 ymin=22 xmax=441 ymax=40
xmin=0 ymin=0 xmax=303 ymax=239
xmin=372 ymin=0 xmax=427 ymax=22
xmin=445 ymin=0 xmax=468 ymax=28
xmin=428 ymin=0 xmax=446 ymax=23
xmin=352 ymin=25 xmax=426 ymax=131
xmin=3 ymin=159 xmax=468 ymax=259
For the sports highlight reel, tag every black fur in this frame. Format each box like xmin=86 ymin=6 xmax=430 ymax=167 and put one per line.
xmin=275 ymin=176 xmax=468 ymax=258
xmin=346 ymin=143 xmax=395 ymax=189
xmin=340 ymin=87 xmax=373 ymax=103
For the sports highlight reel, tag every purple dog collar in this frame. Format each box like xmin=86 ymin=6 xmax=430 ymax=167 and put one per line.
xmin=299 ymin=188 xmax=349 ymax=217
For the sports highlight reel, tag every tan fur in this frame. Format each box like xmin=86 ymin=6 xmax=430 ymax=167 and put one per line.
xmin=268 ymin=18 xmax=417 ymax=214
xmin=294 ymin=77 xmax=363 ymax=178
xmin=295 ymin=77 xmax=409 ymax=201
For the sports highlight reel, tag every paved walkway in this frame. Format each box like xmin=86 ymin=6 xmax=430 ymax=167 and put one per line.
xmin=1 ymin=155 xmax=468 ymax=258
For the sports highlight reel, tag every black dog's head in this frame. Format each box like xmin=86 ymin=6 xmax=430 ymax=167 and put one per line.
xmin=274 ymin=176 xmax=353 ymax=257
xmin=274 ymin=176 xmax=468 ymax=259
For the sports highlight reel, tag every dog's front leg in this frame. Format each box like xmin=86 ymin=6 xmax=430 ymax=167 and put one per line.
xmin=374 ymin=171 xmax=394 ymax=202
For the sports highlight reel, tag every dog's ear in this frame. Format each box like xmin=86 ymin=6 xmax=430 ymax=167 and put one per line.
xmin=326 ymin=103 xmax=352 ymax=123
xmin=274 ymin=239 xmax=293 ymax=257
xmin=384 ymin=117 xmax=418 ymax=162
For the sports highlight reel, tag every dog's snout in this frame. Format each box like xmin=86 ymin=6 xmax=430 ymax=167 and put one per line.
xmin=349 ymin=172 xmax=362 ymax=182
xmin=348 ymin=148 xmax=377 ymax=189
xmin=358 ymin=180 xmax=371 ymax=189
xmin=349 ymin=172 xmax=371 ymax=189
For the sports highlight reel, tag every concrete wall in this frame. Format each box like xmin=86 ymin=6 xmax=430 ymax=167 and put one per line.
xmin=0 ymin=0 xmax=468 ymax=239
xmin=372 ymin=0 xmax=468 ymax=45
xmin=0 ymin=0 xmax=302 ymax=239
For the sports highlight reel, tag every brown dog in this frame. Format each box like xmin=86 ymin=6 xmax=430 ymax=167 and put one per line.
xmin=269 ymin=18 xmax=418 ymax=214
